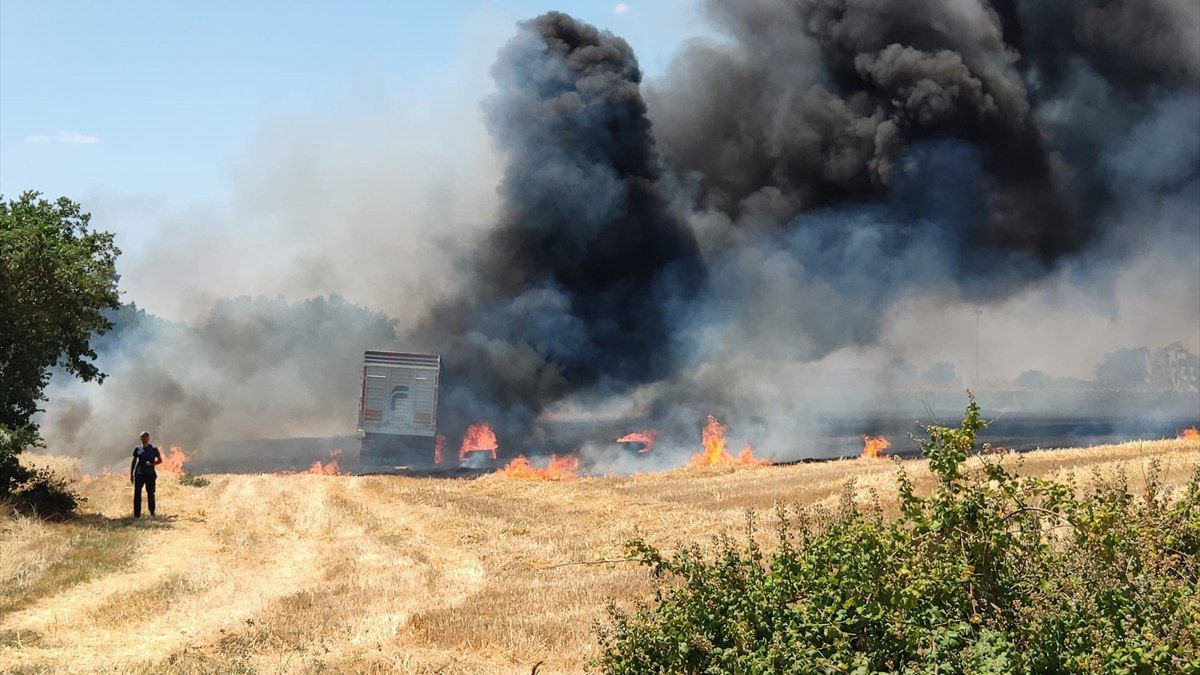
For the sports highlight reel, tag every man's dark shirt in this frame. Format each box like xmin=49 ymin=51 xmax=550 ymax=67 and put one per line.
xmin=133 ymin=444 xmax=161 ymax=476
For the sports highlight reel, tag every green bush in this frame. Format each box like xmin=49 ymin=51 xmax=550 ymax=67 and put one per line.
xmin=594 ymin=395 xmax=1200 ymax=674
xmin=179 ymin=472 xmax=210 ymax=488
xmin=6 ymin=465 xmax=82 ymax=520
xmin=1 ymin=425 xmax=83 ymax=520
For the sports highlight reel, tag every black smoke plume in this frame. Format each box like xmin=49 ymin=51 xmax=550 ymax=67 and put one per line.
xmin=410 ymin=12 xmax=705 ymax=448
xmin=416 ymin=2 xmax=1198 ymax=452
xmin=644 ymin=0 xmax=1196 ymax=357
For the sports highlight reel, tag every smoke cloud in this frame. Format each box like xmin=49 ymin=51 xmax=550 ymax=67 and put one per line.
xmin=408 ymin=12 xmax=705 ymax=445
xmin=41 ymin=298 xmax=395 ymax=469
xmin=621 ymin=0 xmax=1199 ymax=452
xmin=398 ymin=2 xmax=1197 ymax=458
xmin=36 ymin=2 xmax=1199 ymax=468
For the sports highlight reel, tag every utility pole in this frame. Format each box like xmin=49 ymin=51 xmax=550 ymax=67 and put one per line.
xmin=975 ymin=308 xmax=982 ymax=386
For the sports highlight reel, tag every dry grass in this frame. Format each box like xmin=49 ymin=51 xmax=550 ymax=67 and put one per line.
xmin=2 ymin=438 xmax=1198 ymax=674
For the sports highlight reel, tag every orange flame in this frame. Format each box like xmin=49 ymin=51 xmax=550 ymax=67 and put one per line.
xmin=306 ymin=448 xmax=342 ymax=475
xmin=689 ymin=415 xmax=768 ymax=467
xmin=157 ymin=445 xmax=191 ymax=475
xmin=737 ymin=444 xmax=760 ymax=463
xmin=434 ymin=434 xmax=446 ymax=464
xmin=498 ymin=454 xmax=579 ymax=480
xmin=459 ymin=422 xmax=499 ymax=461
xmin=862 ymin=435 xmax=890 ymax=459
xmin=617 ymin=430 xmax=656 ymax=453
xmin=1181 ymin=427 xmax=1200 ymax=441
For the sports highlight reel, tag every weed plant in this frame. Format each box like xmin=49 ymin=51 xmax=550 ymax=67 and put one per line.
xmin=179 ymin=473 xmax=210 ymax=488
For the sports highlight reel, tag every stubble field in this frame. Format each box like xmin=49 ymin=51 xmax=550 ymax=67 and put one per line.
xmin=3 ymin=437 xmax=1199 ymax=674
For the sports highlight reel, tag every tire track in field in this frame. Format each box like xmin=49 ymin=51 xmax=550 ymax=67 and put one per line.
xmin=2 ymin=473 xmax=485 ymax=672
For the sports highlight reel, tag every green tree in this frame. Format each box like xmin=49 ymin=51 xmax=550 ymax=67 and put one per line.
xmin=1 ymin=192 xmax=120 ymax=504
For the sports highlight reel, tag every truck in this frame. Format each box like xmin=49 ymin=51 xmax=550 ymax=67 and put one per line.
xmin=357 ymin=350 xmax=441 ymax=466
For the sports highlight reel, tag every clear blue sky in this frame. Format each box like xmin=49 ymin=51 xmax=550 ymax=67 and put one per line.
xmin=1 ymin=1 xmax=705 ymax=213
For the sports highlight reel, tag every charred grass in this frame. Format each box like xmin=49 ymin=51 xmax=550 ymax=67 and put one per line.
xmin=1 ymin=438 xmax=1197 ymax=674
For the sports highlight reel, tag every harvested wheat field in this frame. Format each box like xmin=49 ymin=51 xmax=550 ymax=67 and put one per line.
xmin=3 ymin=438 xmax=1199 ymax=674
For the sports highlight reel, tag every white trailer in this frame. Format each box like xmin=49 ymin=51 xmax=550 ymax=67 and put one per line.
xmin=357 ymin=350 xmax=440 ymax=464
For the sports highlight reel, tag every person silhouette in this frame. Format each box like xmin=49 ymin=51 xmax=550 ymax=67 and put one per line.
xmin=130 ymin=431 xmax=162 ymax=518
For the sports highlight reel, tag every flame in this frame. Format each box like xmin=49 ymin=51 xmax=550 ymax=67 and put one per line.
xmin=434 ymin=434 xmax=446 ymax=464
xmin=691 ymin=415 xmax=728 ymax=466
xmin=498 ymin=454 xmax=579 ymax=480
xmin=617 ymin=430 xmax=656 ymax=453
xmin=306 ymin=448 xmax=342 ymax=475
xmin=459 ymin=422 xmax=499 ymax=461
xmin=737 ymin=444 xmax=759 ymax=463
xmin=689 ymin=415 xmax=769 ymax=467
xmin=1181 ymin=427 xmax=1200 ymax=441
xmin=862 ymin=435 xmax=890 ymax=459
xmin=157 ymin=445 xmax=191 ymax=475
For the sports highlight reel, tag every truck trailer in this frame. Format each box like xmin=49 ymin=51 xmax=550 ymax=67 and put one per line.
xmin=357 ymin=350 xmax=440 ymax=466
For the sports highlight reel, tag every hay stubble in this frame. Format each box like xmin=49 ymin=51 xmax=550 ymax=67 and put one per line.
xmin=2 ymin=439 xmax=1198 ymax=673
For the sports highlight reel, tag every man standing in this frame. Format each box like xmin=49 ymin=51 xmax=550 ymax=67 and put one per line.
xmin=130 ymin=431 xmax=162 ymax=518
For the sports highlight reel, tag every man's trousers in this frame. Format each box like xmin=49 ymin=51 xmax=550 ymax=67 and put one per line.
xmin=133 ymin=474 xmax=156 ymax=517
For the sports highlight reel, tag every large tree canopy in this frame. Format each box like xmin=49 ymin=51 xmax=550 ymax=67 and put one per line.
xmin=0 ymin=192 xmax=121 ymax=431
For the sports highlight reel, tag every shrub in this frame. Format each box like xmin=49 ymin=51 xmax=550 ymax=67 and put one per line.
xmin=0 ymin=425 xmax=37 ymax=497
xmin=5 ymin=466 xmax=82 ymax=520
xmin=1 ymin=425 xmax=84 ymax=520
xmin=594 ymin=394 xmax=1200 ymax=674
xmin=179 ymin=473 xmax=210 ymax=488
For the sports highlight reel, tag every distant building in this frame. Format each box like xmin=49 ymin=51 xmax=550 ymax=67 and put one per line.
xmin=1094 ymin=342 xmax=1199 ymax=391
xmin=1150 ymin=342 xmax=1199 ymax=392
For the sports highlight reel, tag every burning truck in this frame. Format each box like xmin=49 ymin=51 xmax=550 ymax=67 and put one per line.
xmin=357 ymin=350 xmax=442 ymax=467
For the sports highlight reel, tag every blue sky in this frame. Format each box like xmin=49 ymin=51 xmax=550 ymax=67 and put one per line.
xmin=1 ymin=1 xmax=705 ymax=214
